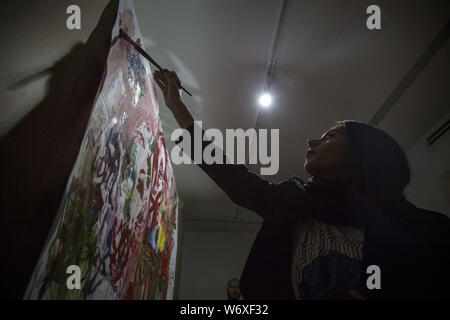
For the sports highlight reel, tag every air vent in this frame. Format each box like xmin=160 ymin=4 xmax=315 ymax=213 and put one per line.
xmin=427 ymin=119 xmax=449 ymax=146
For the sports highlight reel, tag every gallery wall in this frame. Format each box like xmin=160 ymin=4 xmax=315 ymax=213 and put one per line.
xmin=406 ymin=113 xmax=450 ymax=216
xmin=179 ymin=230 xmax=257 ymax=300
xmin=0 ymin=0 xmax=109 ymax=138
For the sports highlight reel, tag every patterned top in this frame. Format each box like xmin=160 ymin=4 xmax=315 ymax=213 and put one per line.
xmin=290 ymin=218 xmax=365 ymax=299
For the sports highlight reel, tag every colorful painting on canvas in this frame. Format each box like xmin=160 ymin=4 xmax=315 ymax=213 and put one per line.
xmin=25 ymin=0 xmax=179 ymax=300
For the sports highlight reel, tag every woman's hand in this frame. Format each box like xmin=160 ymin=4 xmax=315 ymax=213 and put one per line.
xmin=153 ymin=69 xmax=184 ymax=113
xmin=153 ymin=69 xmax=194 ymax=129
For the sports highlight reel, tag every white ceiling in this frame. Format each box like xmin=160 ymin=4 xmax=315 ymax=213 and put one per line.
xmin=1 ymin=0 xmax=449 ymax=232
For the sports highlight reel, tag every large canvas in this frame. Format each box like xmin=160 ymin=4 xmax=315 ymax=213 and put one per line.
xmin=25 ymin=0 xmax=179 ymax=300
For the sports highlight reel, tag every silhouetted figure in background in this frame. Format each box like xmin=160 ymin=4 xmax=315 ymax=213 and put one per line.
xmin=227 ymin=278 xmax=242 ymax=300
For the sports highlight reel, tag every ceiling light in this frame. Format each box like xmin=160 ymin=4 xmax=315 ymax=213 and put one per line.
xmin=258 ymin=93 xmax=272 ymax=108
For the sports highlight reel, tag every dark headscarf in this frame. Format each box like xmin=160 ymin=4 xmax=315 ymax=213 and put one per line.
xmin=302 ymin=120 xmax=412 ymax=227
xmin=342 ymin=120 xmax=410 ymax=205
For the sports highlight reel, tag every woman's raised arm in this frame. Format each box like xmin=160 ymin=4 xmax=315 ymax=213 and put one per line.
xmin=153 ymin=69 xmax=312 ymax=219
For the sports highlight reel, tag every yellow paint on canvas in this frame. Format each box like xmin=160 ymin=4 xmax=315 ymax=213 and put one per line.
xmin=157 ymin=223 xmax=166 ymax=252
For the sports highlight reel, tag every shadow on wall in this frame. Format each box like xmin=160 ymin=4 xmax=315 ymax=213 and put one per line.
xmin=0 ymin=0 xmax=119 ymax=299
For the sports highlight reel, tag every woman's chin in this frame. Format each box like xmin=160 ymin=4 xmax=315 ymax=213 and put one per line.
xmin=304 ymin=160 xmax=312 ymax=175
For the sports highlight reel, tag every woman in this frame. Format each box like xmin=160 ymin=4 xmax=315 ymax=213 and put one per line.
xmin=154 ymin=70 xmax=450 ymax=300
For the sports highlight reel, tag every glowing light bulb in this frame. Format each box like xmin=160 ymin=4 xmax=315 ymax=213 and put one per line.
xmin=258 ymin=93 xmax=272 ymax=108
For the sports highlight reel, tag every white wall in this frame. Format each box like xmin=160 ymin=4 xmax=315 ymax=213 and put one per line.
xmin=406 ymin=113 xmax=450 ymax=216
xmin=178 ymin=230 xmax=257 ymax=300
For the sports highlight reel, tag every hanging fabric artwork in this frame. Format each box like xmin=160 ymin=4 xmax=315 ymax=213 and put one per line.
xmin=25 ymin=0 xmax=179 ymax=300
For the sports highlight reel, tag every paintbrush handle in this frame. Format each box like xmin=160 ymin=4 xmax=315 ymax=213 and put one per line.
xmin=119 ymin=29 xmax=193 ymax=97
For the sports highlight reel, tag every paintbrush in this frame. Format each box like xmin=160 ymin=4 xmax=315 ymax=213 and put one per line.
xmin=119 ymin=28 xmax=193 ymax=97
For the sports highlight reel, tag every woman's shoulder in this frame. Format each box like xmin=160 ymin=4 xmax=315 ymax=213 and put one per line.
xmin=261 ymin=176 xmax=316 ymax=221
xmin=391 ymin=201 xmax=450 ymax=245
xmin=399 ymin=201 xmax=450 ymax=227
xmin=274 ymin=176 xmax=314 ymax=204
xmin=275 ymin=176 xmax=312 ymax=192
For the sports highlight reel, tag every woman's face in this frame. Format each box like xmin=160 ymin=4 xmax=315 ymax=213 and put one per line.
xmin=304 ymin=124 xmax=358 ymax=180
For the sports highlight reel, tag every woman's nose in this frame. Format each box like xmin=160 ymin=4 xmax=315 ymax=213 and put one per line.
xmin=307 ymin=139 xmax=319 ymax=147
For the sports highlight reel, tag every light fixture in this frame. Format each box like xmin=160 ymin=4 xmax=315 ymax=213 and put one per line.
xmin=258 ymin=92 xmax=272 ymax=108
xmin=255 ymin=0 xmax=287 ymax=113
